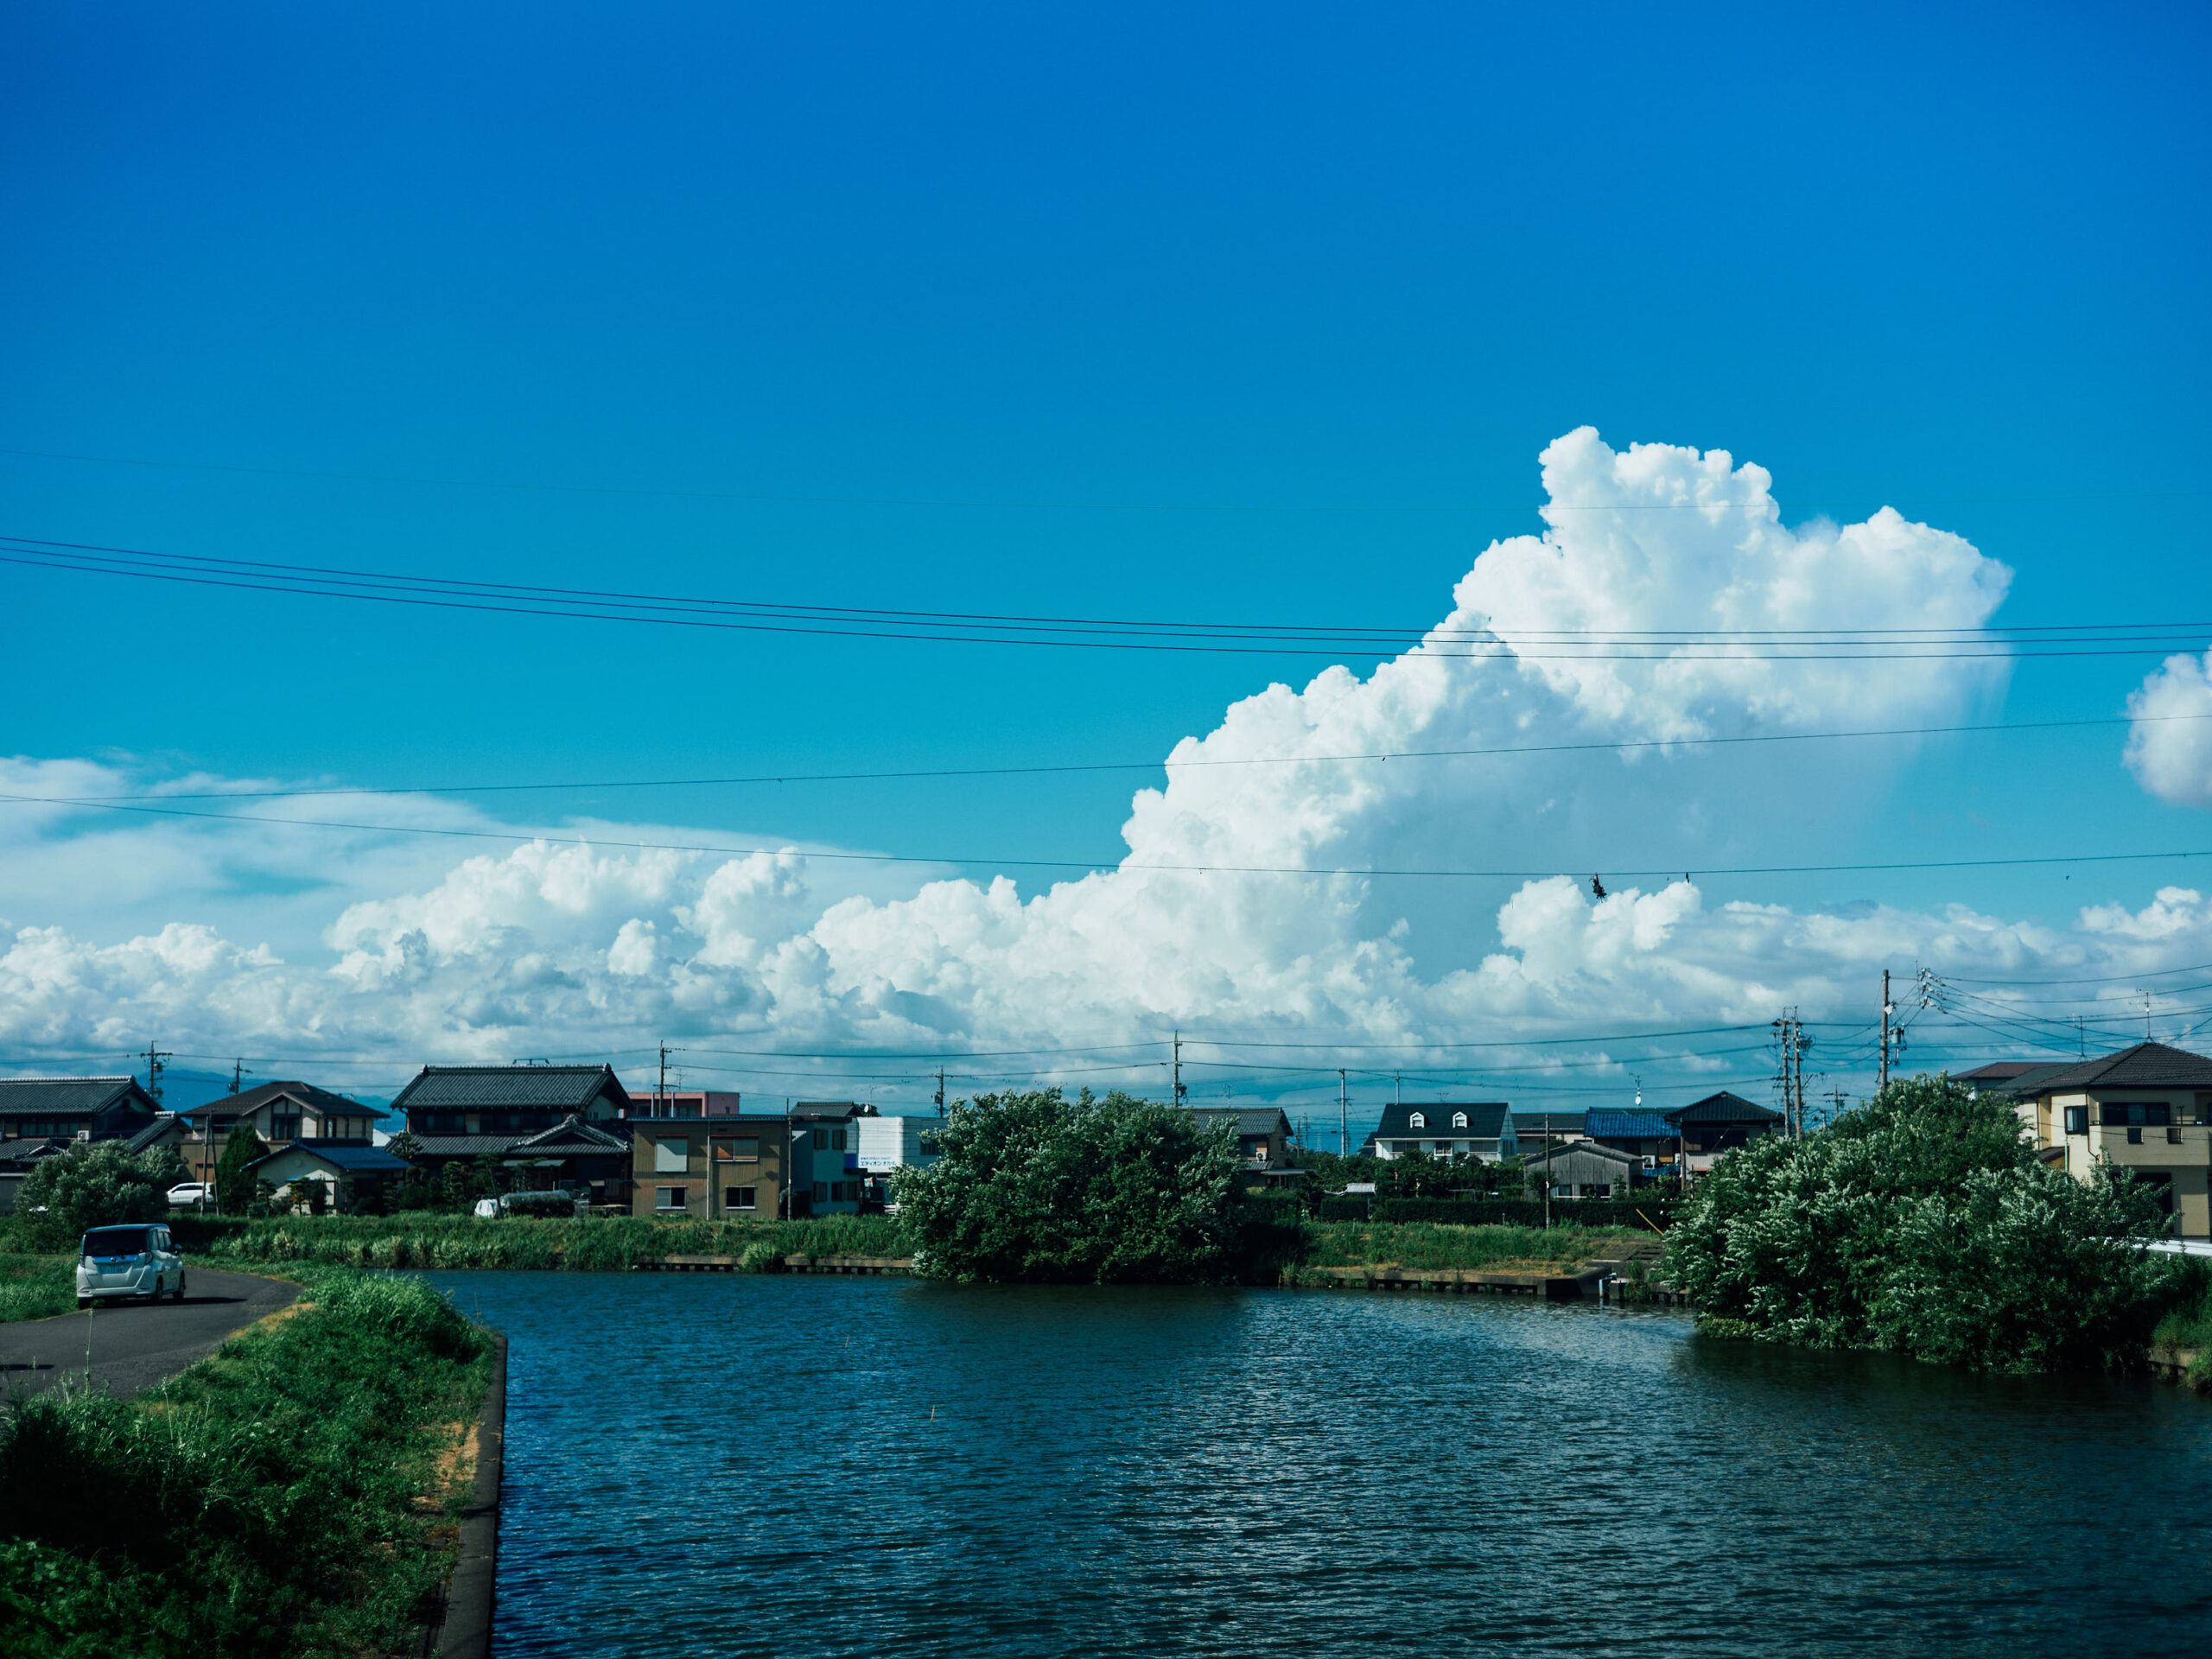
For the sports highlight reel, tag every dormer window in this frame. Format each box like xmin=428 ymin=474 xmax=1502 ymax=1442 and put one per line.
xmin=1452 ymin=1112 xmax=1468 ymax=1128
xmin=1408 ymin=1112 xmax=1426 ymax=1128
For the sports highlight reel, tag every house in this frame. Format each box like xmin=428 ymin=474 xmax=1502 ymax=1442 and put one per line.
xmin=1994 ymin=1041 xmax=2212 ymax=1239
xmin=1582 ymin=1109 xmax=1680 ymax=1176
xmin=1366 ymin=1103 xmax=1518 ymax=1162
xmin=1523 ymin=1140 xmax=1642 ymax=1200
xmin=854 ymin=1116 xmax=942 ymax=1175
xmin=1663 ymin=1092 xmax=1784 ymax=1176
xmin=393 ymin=1064 xmax=635 ymax=1205
xmin=177 ymin=1080 xmax=385 ymax=1191
xmin=245 ymin=1141 xmax=412 ymax=1212
xmin=623 ymin=1088 xmax=745 ymax=1119
xmin=1510 ymin=1109 xmax=1587 ymax=1154
xmin=628 ymin=1112 xmax=788 ymax=1219
xmin=1186 ymin=1107 xmax=1294 ymax=1167
xmin=791 ymin=1102 xmax=871 ymax=1216
xmin=0 ymin=1077 xmax=162 ymax=1145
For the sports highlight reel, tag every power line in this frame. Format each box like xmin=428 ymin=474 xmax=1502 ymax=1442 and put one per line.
xmin=8 ymin=535 xmax=2208 ymax=661
xmin=37 ymin=712 xmax=2210 ymax=805
xmin=7 ymin=787 xmax=2209 ymax=882
xmin=11 ymin=443 xmax=2211 ymax=516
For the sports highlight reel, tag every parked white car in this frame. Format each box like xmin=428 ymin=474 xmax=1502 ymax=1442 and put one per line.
xmin=76 ymin=1224 xmax=187 ymax=1308
xmin=167 ymin=1182 xmax=216 ymax=1209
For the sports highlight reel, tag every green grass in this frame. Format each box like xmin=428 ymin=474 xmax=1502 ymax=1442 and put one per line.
xmin=2152 ymin=1276 xmax=2212 ymax=1390
xmin=0 ymin=1253 xmax=76 ymax=1325
xmin=0 ymin=1266 xmax=491 ymax=1658
xmin=198 ymin=1211 xmax=910 ymax=1273
xmin=1295 ymin=1221 xmax=1646 ymax=1274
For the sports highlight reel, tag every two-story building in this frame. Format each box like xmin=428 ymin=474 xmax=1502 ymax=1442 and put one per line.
xmin=1664 ymin=1092 xmax=1783 ymax=1177
xmin=392 ymin=1064 xmax=635 ymax=1205
xmin=1186 ymin=1107 xmax=1294 ymax=1167
xmin=629 ymin=1111 xmax=789 ymax=1219
xmin=1365 ymin=1102 xmax=1518 ymax=1161
xmin=1987 ymin=1041 xmax=2212 ymax=1239
xmin=1510 ymin=1109 xmax=1587 ymax=1154
xmin=1582 ymin=1109 xmax=1680 ymax=1176
xmin=791 ymin=1102 xmax=870 ymax=1216
xmin=179 ymin=1080 xmax=385 ymax=1190
xmin=0 ymin=1077 xmax=173 ymax=1215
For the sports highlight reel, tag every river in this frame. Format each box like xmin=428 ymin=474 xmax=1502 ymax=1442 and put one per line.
xmin=426 ymin=1271 xmax=2212 ymax=1656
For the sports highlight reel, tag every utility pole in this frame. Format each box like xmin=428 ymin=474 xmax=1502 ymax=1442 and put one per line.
xmin=1878 ymin=970 xmax=1892 ymax=1093
xmin=658 ymin=1041 xmax=670 ymax=1119
xmin=1338 ymin=1069 xmax=1347 ymax=1157
xmin=934 ymin=1069 xmax=946 ymax=1117
xmin=230 ymin=1058 xmax=249 ymax=1096
xmin=1173 ymin=1030 xmax=1185 ymax=1109
xmin=142 ymin=1044 xmax=171 ymax=1104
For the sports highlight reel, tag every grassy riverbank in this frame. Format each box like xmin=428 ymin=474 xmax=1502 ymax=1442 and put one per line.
xmin=1298 ymin=1221 xmax=1644 ymax=1275
xmin=198 ymin=1211 xmax=908 ymax=1271
xmin=0 ymin=1268 xmax=492 ymax=1658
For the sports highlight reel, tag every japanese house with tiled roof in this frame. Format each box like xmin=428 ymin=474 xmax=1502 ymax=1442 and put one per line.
xmin=1980 ymin=1042 xmax=2212 ymax=1239
xmin=1662 ymin=1091 xmax=1783 ymax=1177
xmin=392 ymin=1064 xmax=635 ymax=1205
xmin=0 ymin=1076 xmax=171 ymax=1214
xmin=1366 ymin=1102 xmax=1518 ymax=1162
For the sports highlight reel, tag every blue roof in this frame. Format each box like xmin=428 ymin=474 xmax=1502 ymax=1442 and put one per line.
xmin=1584 ymin=1110 xmax=1675 ymax=1139
xmin=245 ymin=1142 xmax=410 ymax=1174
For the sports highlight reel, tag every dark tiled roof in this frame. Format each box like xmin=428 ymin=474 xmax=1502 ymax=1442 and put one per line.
xmin=404 ymin=1135 xmax=531 ymax=1159
xmin=1970 ymin=1063 xmax=2072 ymax=1099
xmin=405 ymin=1128 xmax=632 ymax=1160
xmin=1527 ymin=1140 xmax=1639 ymax=1167
xmin=1583 ymin=1110 xmax=1675 ymax=1140
xmin=512 ymin=1116 xmax=629 ymax=1154
xmin=124 ymin=1115 xmax=188 ymax=1153
xmin=1510 ymin=1110 xmax=1588 ymax=1134
xmin=391 ymin=1065 xmax=632 ymax=1114
xmin=791 ymin=1101 xmax=868 ymax=1122
xmin=1664 ymin=1091 xmax=1783 ymax=1127
xmin=185 ymin=1081 xmax=377 ymax=1121
xmin=0 ymin=1137 xmax=66 ymax=1167
xmin=1186 ymin=1108 xmax=1293 ymax=1136
xmin=1953 ymin=1062 xmax=2045 ymax=1083
xmin=0 ymin=1077 xmax=154 ymax=1117
xmin=2005 ymin=1042 xmax=2212 ymax=1094
xmin=247 ymin=1142 xmax=411 ymax=1174
xmin=1374 ymin=1103 xmax=1513 ymax=1139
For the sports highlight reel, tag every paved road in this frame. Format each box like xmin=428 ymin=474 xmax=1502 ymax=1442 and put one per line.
xmin=0 ymin=1269 xmax=298 ymax=1401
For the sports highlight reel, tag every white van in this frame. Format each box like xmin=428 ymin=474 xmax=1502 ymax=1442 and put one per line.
xmin=77 ymin=1224 xmax=187 ymax=1308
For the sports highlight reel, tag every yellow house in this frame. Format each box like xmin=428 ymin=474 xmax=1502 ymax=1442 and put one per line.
xmin=1977 ymin=1042 xmax=2212 ymax=1240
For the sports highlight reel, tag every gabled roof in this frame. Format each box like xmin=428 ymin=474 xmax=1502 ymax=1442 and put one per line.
xmin=511 ymin=1116 xmax=629 ymax=1154
xmin=186 ymin=1081 xmax=377 ymax=1120
xmin=391 ymin=1065 xmax=632 ymax=1114
xmin=1664 ymin=1091 xmax=1783 ymax=1127
xmin=124 ymin=1114 xmax=188 ymax=1153
xmin=2005 ymin=1041 xmax=2212 ymax=1095
xmin=0 ymin=1077 xmax=159 ymax=1118
xmin=246 ymin=1142 xmax=411 ymax=1175
xmin=1375 ymin=1102 xmax=1513 ymax=1138
xmin=1525 ymin=1140 xmax=1639 ymax=1167
xmin=1966 ymin=1062 xmax=2073 ymax=1099
xmin=1583 ymin=1109 xmax=1675 ymax=1140
xmin=1952 ymin=1062 xmax=2046 ymax=1083
xmin=791 ymin=1101 xmax=873 ymax=1122
xmin=0 ymin=1136 xmax=66 ymax=1167
xmin=1186 ymin=1108 xmax=1293 ymax=1136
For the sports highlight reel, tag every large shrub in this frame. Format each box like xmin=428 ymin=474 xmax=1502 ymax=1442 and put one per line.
xmin=14 ymin=1141 xmax=186 ymax=1251
xmin=895 ymin=1089 xmax=1302 ymax=1283
xmin=1664 ymin=1074 xmax=2196 ymax=1371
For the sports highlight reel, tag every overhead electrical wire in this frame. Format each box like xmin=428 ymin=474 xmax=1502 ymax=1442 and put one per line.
xmin=35 ymin=712 xmax=2212 ymax=805
xmin=7 ymin=534 xmax=2208 ymax=660
xmin=5 ymin=785 xmax=2208 ymax=880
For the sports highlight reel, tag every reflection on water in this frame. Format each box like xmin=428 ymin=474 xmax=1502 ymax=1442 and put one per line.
xmin=427 ymin=1273 xmax=2212 ymax=1657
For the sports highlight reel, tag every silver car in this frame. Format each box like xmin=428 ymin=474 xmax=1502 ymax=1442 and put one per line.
xmin=76 ymin=1223 xmax=187 ymax=1308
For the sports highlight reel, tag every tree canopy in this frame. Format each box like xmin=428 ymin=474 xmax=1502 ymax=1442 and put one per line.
xmin=1663 ymin=1074 xmax=2198 ymax=1372
xmin=16 ymin=1141 xmax=188 ymax=1251
xmin=894 ymin=1089 xmax=1301 ymax=1284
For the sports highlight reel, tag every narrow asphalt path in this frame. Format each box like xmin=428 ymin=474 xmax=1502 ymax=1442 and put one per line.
xmin=0 ymin=1269 xmax=299 ymax=1401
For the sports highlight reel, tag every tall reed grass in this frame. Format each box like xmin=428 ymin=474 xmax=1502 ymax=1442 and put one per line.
xmin=200 ymin=1212 xmax=910 ymax=1273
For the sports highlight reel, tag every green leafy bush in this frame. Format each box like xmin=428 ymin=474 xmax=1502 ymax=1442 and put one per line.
xmin=1664 ymin=1074 xmax=2196 ymax=1372
xmin=0 ymin=1268 xmax=489 ymax=1657
xmin=894 ymin=1088 xmax=1305 ymax=1283
xmin=215 ymin=1128 xmax=264 ymax=1213
xmin=13 ymin=1142 xmax=187 ymax=1253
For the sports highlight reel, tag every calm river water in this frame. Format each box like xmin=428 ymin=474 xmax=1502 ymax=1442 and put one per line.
xmin=426 ymin=1272 xmax=2212 ymax=1657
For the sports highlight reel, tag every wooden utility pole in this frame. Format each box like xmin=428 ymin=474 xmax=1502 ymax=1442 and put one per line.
xmin=1338 ymin=1069 xmax=1347 ymax=1156
xmin=1173 ymin=1030 xmax=1185 ymax=1108
xmin=142 ymin=1044 xmax=171 ymax=1104
xmin=935 ymin=1069 xmax=946 ymax=1116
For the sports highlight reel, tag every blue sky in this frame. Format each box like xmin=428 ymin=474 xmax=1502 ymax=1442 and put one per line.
xmin=3 ymin=3 xmax=2211 ymax=1121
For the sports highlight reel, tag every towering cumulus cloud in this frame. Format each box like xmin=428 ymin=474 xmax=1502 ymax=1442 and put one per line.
xmin=13 ymin=429 xmax=2205 ymax=1087
xmin=2126 ymin=648 xmax=2212 ymax=809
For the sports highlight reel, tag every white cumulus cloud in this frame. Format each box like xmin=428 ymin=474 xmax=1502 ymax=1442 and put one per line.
xmin=2125 ymin=648 xmax=2212 ymax=808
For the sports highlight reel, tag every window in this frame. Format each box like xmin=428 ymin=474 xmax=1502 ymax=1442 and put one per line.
xmin=675 ymin=1098 xmax=701 ymax=1118
xmin=653 ymin=1140 xmax=688 ymax=1173
xmin=812 ymin=1181 xmax=828 ymax=1203
xmin=2063 ymin=1105 xmax=2089 ymax=1136
xmin=812 ymin=1128 xmax=828 ymax=1150
xmin=726 ymin=1185 xmax=757 ymax=1211
xmin=830 ymin=1128 xmax=847 ymax=1152
xmin=270 ymin=1115 xmax=302 ymax=1141
xmin=423 ymin=1111 xmax=463 ymax=1135
xmin=1452 ymin=1112 xmax=1468 ymax=1128
xmin=1408 ymin=1113 xmax=1426 ymax=1129
xmin=2101 ymin=1102 xmax=2172 ymax=1127
xmin=654 ymin=1185 xmax=688 ymax=1211
xmin=729 ymin=1137 xmax=759 ymax=1160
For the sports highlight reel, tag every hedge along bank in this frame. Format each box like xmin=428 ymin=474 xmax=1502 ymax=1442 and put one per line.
xmin=0 ymin=1267 xmax=493 ymax=1659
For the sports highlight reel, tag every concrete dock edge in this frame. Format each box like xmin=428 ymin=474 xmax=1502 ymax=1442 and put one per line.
xmin=437 ymin=1330 xmax=508 ymax=1659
